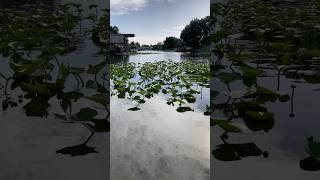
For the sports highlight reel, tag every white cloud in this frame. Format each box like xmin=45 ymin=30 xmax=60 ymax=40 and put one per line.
xmin=162 ymin=25 xmax=184 ymax=33
xmin=161 ymin=25 xmax=185 ymax=37
xmin=111 ymin=0 xmax=148 ymax=15
xmin=111 ymin=0 xmax=176 ymax=16
xmin=132 ymin=35 xmax=165 ymax=45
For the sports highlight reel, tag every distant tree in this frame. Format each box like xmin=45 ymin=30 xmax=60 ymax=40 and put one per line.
xmin=152 ymin=42 xmax=163 ymax=50
xmin=180 ymin=17 xmax=210 ymax=52
xmin=135 ymin=42 xmax=140 ymax=48
xmin=163 ymin=36 xmax=181 ymax=50
xmin=110 ymin=26 xmax=119 ymax=34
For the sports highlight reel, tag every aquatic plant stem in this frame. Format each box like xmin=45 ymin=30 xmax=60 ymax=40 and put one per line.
xmin=290 ymin=85 xmax=296 ymax=117
xmin=4 ymin=77 xmax=13 ymax=98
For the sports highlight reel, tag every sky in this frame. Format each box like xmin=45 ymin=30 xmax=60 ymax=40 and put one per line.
xmin=110 ymin=0 xmax=210 ymax=45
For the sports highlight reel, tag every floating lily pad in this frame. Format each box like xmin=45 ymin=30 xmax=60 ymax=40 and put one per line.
xmin=128 ymin=107 xmax=140 ymax=111
xmin=176 ymin=106 xmax=193 ymax=113
xmin=86 ymin=94 xmax=108 ymax=107
xmin=213 ymin=143 xmax=263 ymax=161
xmin=74 ymin=108 xmax=98 ymax=121
xmin=213 ymin=119 xmax=242 ymax=133
xmin=87 ymin=61 xmax=107 ymax=74
xmin=56 ymin=144 xmax=97 ymax=156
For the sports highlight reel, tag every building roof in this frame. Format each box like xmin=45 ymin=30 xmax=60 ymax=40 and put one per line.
xmin=111 ymin=33 xmax=135 ymax=37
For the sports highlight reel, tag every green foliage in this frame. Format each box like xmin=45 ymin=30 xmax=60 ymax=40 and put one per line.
xmin=209 ymin=0 xmax=319 ymax=163
xmin=163 ymin=36 xmax=181 ymax=50
xmin=180 ymin=17 xmax=210 ymax=51
xmin=0 ymin=3 xmax=110 ymax=156
xmin=213 ymin=120 xmax=242 ymax=133
xmin=111 ymin=60 xmax=209 ymax=112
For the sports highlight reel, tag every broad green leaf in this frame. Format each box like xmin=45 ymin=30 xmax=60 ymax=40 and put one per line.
xmin=87 ymin=61 xmax=107 ymax=74
xmin=75 ymin=108 xmax=98 ymax=121
xmin=21 ymin=83 xmax=51 ymax=95
xmin=245 ymin=111 xmax=274 ymax=121
xmin=213 ymin=120 xmax=242 ymax=133
xmin=128 ymin=107 xmax=140 ymax=111
xmin=86 ymin=94 xmax=108 ymax=107
xmin=308 ymin=142 xmax=320 ymax=159
xmin=176 ymin=106 xmax=193 ymax=113
xmin=56 ymin=144 xmax=97 ymax=156
xmin=217 ymin=72 xmax=240 ymax=84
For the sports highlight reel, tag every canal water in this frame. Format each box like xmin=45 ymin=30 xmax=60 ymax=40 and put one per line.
xmin=0 ymin=1 xmax=109 ymax=180
xmin=211 ymin=1 xmax=320 ymax=179
xmin=110 ymin=51 xmax=210 ymax=180
xmin=212 ymin=72 xmax=320 ymax=179
xmin=111 ymin=50 xmax=209 ymax=64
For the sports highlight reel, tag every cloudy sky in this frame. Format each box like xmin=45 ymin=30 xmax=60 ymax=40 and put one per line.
xmin=111 ymin=0 xmax=210 ymax=45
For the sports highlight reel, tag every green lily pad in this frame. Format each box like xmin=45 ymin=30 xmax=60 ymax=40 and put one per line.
xmin=56 ymin=144 xmax=97 ymax=156
xmin=87 ymin=61 xmax=107 ymax=74
xmin=75 ymin=108 xmax=98 ymax=121
xmin=217 ymin=72 xmax=240 ymax=84
xmin=176 ymin=106 xmax=193 ymax=113
xmin=21 ymin=83 xmax=52 ymax=95
xmin=86 ymin=94 xmax=108 ymax=107
xmin=213 ymin=119 xmax=242 ymax=133
xmin=308 ymin=142 xmax=320 ymax=159
xmin=128 ymin=107 xmax=140 ymax=111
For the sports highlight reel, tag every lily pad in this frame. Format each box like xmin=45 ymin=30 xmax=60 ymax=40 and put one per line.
xmin=128 ymin=107 xmax=140 ymax=111
xmin=56 ymin=144 xmax=97 ymax=156
xmin=213 ymin=119 xmax=242 ymax=133
xmin=74 ymin=108 xmax=98 ymax=121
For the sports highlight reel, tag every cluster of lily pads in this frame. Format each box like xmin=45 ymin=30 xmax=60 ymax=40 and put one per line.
xmin=211 ymin=0 xmax=320 ymax=165
xmin=0 ymin=3 xmax=108 ymax=156
xmin=110 ymin=60 xmax=209 ymax=112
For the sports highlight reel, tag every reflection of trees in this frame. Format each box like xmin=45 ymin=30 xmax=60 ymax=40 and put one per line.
xmin=300 ymin=137 xmax=320 ymax=171
xmin=0 ymin=3 xmax=109 ymax=156
xmin=110 ymin=55 xmax=129 ymax=64
xmin=0 ymin=0 xmax=56 ymax=9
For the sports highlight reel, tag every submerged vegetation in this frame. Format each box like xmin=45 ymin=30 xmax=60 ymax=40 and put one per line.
xmin=0 ymin=3 xmax=108 ymax=156
xmin=211 ymin=0 xmax=320 ymax=169
xmin=110 ymin=60 xmax=210 ymax=112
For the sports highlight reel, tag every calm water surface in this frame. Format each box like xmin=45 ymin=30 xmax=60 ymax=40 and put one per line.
xmin=211 ymin=2 xmax=320 ymax=177
xmin=0 ymin=1 xmax=108 ymax=179
xmin=211 ymin=0 xmax=320 ymax=178
xmin=212 ymin=74 xmax=320 ymax=179
xmin=111 ymin=50 xmax=209 ymax=64
xmin=111 ymin=51 xmax=210 ymax=180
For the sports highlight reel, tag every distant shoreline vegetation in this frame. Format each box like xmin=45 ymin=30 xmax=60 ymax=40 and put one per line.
xmin=162 ymin=17 xmax=211 ymax=56
xmin=112 ymin=16 xmax=211 ymax=57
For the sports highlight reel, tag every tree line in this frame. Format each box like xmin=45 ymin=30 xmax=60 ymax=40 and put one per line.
xmin=110 ymin=16 xmax=210 ymax=53
xmin=163 ymin=16 xmax=210 ymax=53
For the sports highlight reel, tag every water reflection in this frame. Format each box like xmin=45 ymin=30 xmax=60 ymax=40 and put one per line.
xmin=211 ymin=0 xmax=320 ymax=179
xmin=111 ymin=96 xmax=210 ymax=180
xmin=0 ymin=0 xmax=108 ymax=179
xmin=0 ymin=0 xmax=55 ymax=8
xmin=111 ymin=50 xmax=208 ymax=64
xmin=111 ymin=52 xmax=210 ymax=179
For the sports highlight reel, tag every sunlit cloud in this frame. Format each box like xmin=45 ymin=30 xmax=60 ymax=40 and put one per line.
xmin=132 ymin=35 xmax=165 ymax=45
xmin=111 ymin=0 xmax=176 ymax=15
xmin=161 ymin=25 xmax=185 ymax=36
xmin=111 ymin=0 xmax=147 ymax=15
